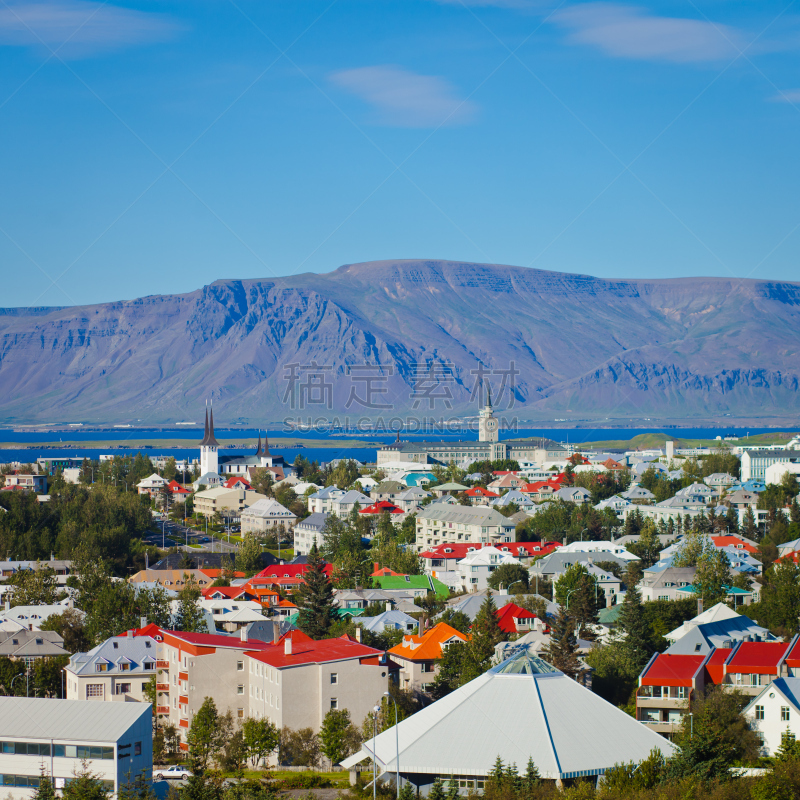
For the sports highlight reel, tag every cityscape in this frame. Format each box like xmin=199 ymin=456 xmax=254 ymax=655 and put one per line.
xmin=2 ymin=1 xmax=800 ymax=799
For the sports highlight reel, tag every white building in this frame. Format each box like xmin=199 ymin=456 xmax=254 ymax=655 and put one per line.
xmin=765 ymin=461 xmax=800 ymax=486
xmin=744 ymin=678 xmax=800 ymax=756
xmin=456 ymin=546 xmax=522 ymax=592
xmin=741 ymin=449 xmax=800 ymax=482
xmin=293 ymin=513 xmax=330 ymax=556
xmin=414 ymin=506 xmax=515 ymax=551
xmin=0 ymin=697 xmax=152 ymax=798
xmin=557 ymin=541 xmax=639 ymax=562
xmin=307 ymin=486 xmax=345 ymax=514
xmin=240 ymin=499 xmax=296 ymax=533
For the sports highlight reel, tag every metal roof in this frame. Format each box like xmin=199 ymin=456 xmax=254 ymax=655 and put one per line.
xmin=0 ymin=697 xmax=151 ymax=742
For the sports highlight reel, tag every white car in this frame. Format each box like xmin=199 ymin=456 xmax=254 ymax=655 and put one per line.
xmin=153 ymin=766 xmax=192 ymax=781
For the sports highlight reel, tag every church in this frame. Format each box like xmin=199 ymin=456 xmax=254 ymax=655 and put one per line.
xmin=195 ymin=404 xmax=292 ymax=488
xmin=376 ymin=392 xmax=566 ymax=467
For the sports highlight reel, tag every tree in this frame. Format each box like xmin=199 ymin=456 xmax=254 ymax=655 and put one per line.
xmin=753 ymin=559 xmax=800 ymax=635
xmin=437 ymin=608 xmax=471 ymax=634
xmin=295 ymin=542 xmax=337 ymax=639
xmin=40 ymin=608 xmax=91 ymax=653
xmin=542 ymin=606 xmax=581 ymax=680
xmin=693 ymin=548 xmax=732 ymax=607
xmin=7 ymin=566 xmax=58 ymax=607
xmin=776 ymin=728 xmax=800 ymax=762
xmin=237 ymin=533 xmax=263 ymax=575
xmin=627 ymin=519 xmax=663 ymax=568
xmin=33 ymin=766 xmax=57 ymax=800
xmin=486 ymin=563 xmax=529 ymax=593
xmin=187 ymin=697 xmax=224 ymax=772
xmin=62 ymin=763 xmax=111 ymax=800
xmin=319 ymin=708 xmax=361 ymax=767
xmin=241 ymin=716 xmax=279 ymax=768
xmin=742 ymin=506 xmax=758 ymax=539
xmin=175 ymin=575 xmax=206 ymax=632
xmin=398 ymin=780 xmax=415 ymax=800
xmin=523 ymin=757 xmax=540 ymax=793
xmin=428 ymin=779 xmax=446 ymax=800
xmin=279 ymin=727 xmax=321 ymax=767
xmin=616 ymin=575 xmax=650 ymax=673
xmin=465 ymin=592 xmax=504 ymax=681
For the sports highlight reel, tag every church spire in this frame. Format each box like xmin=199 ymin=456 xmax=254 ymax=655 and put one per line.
xmin=262 ymin=431 xmax=272 ymax=457
xmin=256 ymin=432 xmax=263 ymax=457
xmin=200 ymin=400 xmax=220 ymax=447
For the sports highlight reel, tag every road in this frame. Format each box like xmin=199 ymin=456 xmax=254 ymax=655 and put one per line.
xmin=145 ymin=520 xmax=239 ymax=554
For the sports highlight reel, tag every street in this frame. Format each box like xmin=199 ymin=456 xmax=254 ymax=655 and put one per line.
xmin=145 ymin=520 xmax=239 ymax=554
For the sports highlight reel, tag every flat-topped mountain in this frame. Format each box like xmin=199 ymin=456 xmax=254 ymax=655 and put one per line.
xmin=1 ymin=259 xmax=798 ymax=424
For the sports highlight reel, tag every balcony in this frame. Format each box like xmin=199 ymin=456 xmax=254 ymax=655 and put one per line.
xmin=179 ymin=671 xmax=189 ymax=682
xmin=637 ymin=697 xmax=687 ymax=709
xmin=156 ymin=661 xmax=169 ymax=669
xmin=179 ymin=719 xmax=189 ymax=729
xmin=639 ymin=720 xmax=683 ymax=734
xmin=157 ymin=706 xmax=170 ymax=714
xmin=156 ymin=684 xmax=169 ymax=691
xmin=179 ymin=695 xmax=188 ymax=705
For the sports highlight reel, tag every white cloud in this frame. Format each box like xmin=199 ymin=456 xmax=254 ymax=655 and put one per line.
xmin=329 ymin=65 xmax=478 ymax=127
xmin=769 ymin=90 xmax=800 ymax=103
xmin=0 ymin=1 xmax=179 ymax=58
xmin=551 ymin=3 xmax=743 ymax=63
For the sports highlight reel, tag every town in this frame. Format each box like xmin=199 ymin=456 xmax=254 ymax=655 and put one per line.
xmin=1 ymin=398 xmax=800 ymax=800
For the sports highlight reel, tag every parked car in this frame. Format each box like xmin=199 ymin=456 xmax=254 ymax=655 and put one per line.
xmin=153 ymin=766 xmax=192 ymax=780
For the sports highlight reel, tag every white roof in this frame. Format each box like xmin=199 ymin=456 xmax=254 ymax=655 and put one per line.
xmin=343 ymin=649 xmax=676 ymax=778
xmin=0 ymin=697 xmax=151 ymax=742
xmin=241 ymin=498 xmax=294 ymax=518
xmin=558 ymin=541 xmax=639 ymax=561
xmin=457 ymin=547 xmax=521 ymax=567
xmin=137 ymin=473 xmax=168 ymax=488
xmin=664 ymin=602 xmax=740 ymax=642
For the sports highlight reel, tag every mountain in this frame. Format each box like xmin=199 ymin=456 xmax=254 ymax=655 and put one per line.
xmin=1 ymin=259 xmax=799 ymax=426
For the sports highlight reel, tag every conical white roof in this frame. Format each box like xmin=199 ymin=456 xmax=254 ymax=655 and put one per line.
xmin=350 ymin=649 xmax=676 ymax=781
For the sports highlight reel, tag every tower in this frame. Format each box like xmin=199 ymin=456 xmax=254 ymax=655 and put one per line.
xmin=478 ymin=383 xmax=499 ymax=443
xmin=199 ymin=402 xmax=219 ymax=476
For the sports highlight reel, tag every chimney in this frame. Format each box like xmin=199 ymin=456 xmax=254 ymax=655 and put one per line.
xmin=50 ymin=552 xmax=54 ymax=562
xmin=240 ymin=626 xmax=248 ymax=642
xmin=418 ymin=619 xmax=423 ymax=636
xmin=67 ymin=595 xmax=74 ymax=610
xmin=140 ymin=617 xmax=147 ymax=629
xmin=272 ymin=621 xmax=281 ymax=643
xmin=127 ymin=630 xmax=133 ymax=638
xmin=145 ymin=553 xmax=149 ymax=570
xmin=355 ymin=627 xmax=362 ymax=643
xmin=374 ymin=562 xmax=379 ymax=573
xmin=697 ymin=597 xmax=704 ymax=616
xmin=284 ymin=637 xmax=292 ymax=655
xmin=385 ymin=601 xmax=392 ymax=613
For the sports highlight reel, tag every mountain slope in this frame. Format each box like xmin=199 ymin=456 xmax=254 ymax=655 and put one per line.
xmin=1 ymin=259 xmax=799 ymax=424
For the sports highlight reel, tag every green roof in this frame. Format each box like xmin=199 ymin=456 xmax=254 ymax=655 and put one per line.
xmin=286 ymin=608 xmax=361 ymax=625
xmin=373 ymin=575 xmax=449 ymax=598
xmin=434 ymin=482 xmax=469 ymax=491
xmin=598 ymin=605 xmax=622 ymax=624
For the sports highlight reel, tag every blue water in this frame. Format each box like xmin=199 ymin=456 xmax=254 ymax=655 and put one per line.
xmin=0 ymin=426 xmax=793 ymax=465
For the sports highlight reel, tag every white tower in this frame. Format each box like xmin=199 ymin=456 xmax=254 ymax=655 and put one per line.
xmin=199 ymin=403 xmax=219 ymax=476
xmin=478 ymin=384 xmax=499 ymax=443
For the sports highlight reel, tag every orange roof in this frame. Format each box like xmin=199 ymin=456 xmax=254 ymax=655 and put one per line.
xmin=704 ymin=648 xmax=731 ymax=684
xmin=371 ymin=566 xmax=405 ymax=577
xmin=711 ymin=536 xmax=758 ymax=554
xmin=276 ymin=598 xmax=298 ymax=608
xmin=388 ymin=622 xmax=469 ymax=662
xmin=199 ymin=568 xmax=247 ymax=579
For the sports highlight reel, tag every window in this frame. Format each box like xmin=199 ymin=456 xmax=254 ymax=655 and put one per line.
xmin=237 ymin=685 xmax=244 ymax=695
xmin=782 ymin=707 xmax=791 ymax=721
xmin=119 ymin=663 xmax=130 ymax=672
xmin=330 ymin=698 xmax=338 ymax=709
xmin=113 ymin=642 xmax=118 ymax=649
xmin=134 ymin=742 xmax=142 ymax=757
xmin=330 ymin=673 xmax=338 ymax=685
xmin=86 ymin=685 xmax=103 ymax=698
xmin=143 ymin=662 xmax=154 ymax=670
xmin=751 ymin=674 xmax=761 ymax=687
xmin=677 ymin=687 xmax=688 ymax=699
xmin=115 ymin=684 xmax=131 ymax=695
xmin=755 ymin=705 xmax=764 ymax=720
xmin=694 ymin=644 xmax=702 ymax=652
xmin=95 ymin=664 xmax=107 ymax=672
xmin=237 ymin=661 xmax=244 ymax=671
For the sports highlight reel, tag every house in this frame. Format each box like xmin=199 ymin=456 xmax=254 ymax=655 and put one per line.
xmin=341 ymin=647 xmax=676 ymax=793
xmin=495 ymin=602 xmax=538 ymax=634
xmin=558 ymin=541 xmax=639 ymax=562
xmin=65 ymin=634 xmax=159 ymax=702
xmin=745 ymin=677 xmax=800 ymax=756
xmin=519 ymin=481 xmax=561 ymax=502
xmin=620 ymin=484 xmax=656 ymax=505
xmin=2 ymin=474 xmax=48 ymax=494
xmin=194 ymin=486 xmax=266 ymax=520
xmin=638 ymin=567 xmax=696 ymax=602
xmin=393 ymin=487 xmax=430 ymax=512
xmin=201 ymin=585 xmax=254 ymax=601
xmin=372 ymin=575 xmax=449 ymax=599
xmin=675 ymin=483 xmax=717 ymax=503
xmin=0 ymin=630 xmax=68 ymax=663
xmin=464 ymin=487 xmax=500 ymax=506
xmin=419 ymin=542 xmax=560 ymax=574
xmin=741 ymin=449 xmax=800 ymax=482
xmin=414 ymin=506 xmax=515 ymax=551
xmin=328 ymin=490 xmax=372 ymax=517
xmin=721 ymin=489 xmax=760 ymax=509
xmin=293 ymin=512 xmax=330 ymax=557
xmin=0 ymin=603 xmax=75 ymax=630
xmin=719 ymin=638 xmax=798 ymax=695
xmin=199 ymin=600 xmax=266 ymax=632
xmin=307 ymin=486 xmax=345 ymax=514
xmin=334 ymin=589 xmax=417 ymax=612
xmin=0 ymin=697 xmax=152 ymax=799
xmin=359 ymin=500 xmax=406 ymax=523
xmin=553 ymin=487 xmax=592 ymax=504
xmin=529 ymin=551 xmax=630 ymax=586
xmin=492 ymin=490 xmax=536 ymax=513
xmin=166 ymin=479 xmax=191 ymax=503
xmin=136 ymin=473 xmax=168 ymax=498
xmin=129 ymin=569 xmax=213 ymax=590
xmin=594 ymin=496 xmax=633 ymax=515
xmin=455 ymin=546 xmax=522 ymax=593
xmin=487 ymin=474 xmax=525 ymax=492
xmin=240 ymin=499 xmax=296 ymax=534
xmin=674 ymin=584 xmax=754 ymax=607
xmin=705 ymin=473 xmax=737 ymax=489
xmin=431 ymin=482 xmax=469 ymax=498
xmin=356 ymin=610 xmax=419 ymax=635
xmin=371 ymin=481 xmax=409 ymax=503
xmin=388 ymin=622 xmax=470 ymax=693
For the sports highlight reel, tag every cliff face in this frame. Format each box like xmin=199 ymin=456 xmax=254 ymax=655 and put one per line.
xmin=1 ymin=259 xmax=799 ymax=424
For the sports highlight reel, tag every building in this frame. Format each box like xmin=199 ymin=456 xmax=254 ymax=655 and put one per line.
xmin=307 ymin=487 xmax=345 ymax=514
xmin=388 ymin=622 xmax=470 ymax=693
xmin=557 ymin=541 xmax=639 ymax=562
xmin=420 ymin=541 xmax=560 ymax=573
xmin=0 ymin=630 xmax=67 ymax=663
xmin=240 ymin=499 xmax=296 ymax=534
xmin=1 ymin=474 xmax=47 ymax=494
xmin=293 ymin=512 xmax=330 ymax=556
xmin=0 ymin=697 xmax=152 ymax=798
xmin=194 ymin=486 xmax=266 ymax=520
xmin=741 ymin=449 xmax=800 ymax=482
xmin=455 ymin=546 xmax=522 ymax=593
xmin=128 ymin=568 xmax=214 ymax=590
xmin=342 ymin=648 xmax=676 ymax=792
xmin=495 ymin=602 xmax=538 ymax=635
xmin=136 ymin=473 xmax=168 ymax=498
xmin=65 ymin=633 xmax=159 ymax=702
xmin=745 ymin=677 xmax=800 ymax=756
xmin=638 ymin=567 xmax=696 ymax=602
xmin=356 ymin=610 xmax=419 ymax=635
xmin=414 ymin=506 xmax=515 ymax=551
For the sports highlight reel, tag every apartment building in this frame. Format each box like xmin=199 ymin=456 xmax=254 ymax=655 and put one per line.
xmin=414 ymin=506 xmax=515 ymax=552
xmin=240 ymin=499 xmax=296 ymax=534
xmin=194 ymin=487 xmax=266 ymax=519
xmin=741 ymin=449 xmax=800 ymax=482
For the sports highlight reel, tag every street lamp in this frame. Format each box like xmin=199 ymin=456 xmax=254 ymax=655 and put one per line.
xmin=384 ymin=691 xmax=399 ymax=799
xmin=505 ymin=580 xmax=524 ymax=596
xmin=372 ymin=704 xmax=381 ymax=800
xmin=11 ymin=671 xmax=29 ymax=697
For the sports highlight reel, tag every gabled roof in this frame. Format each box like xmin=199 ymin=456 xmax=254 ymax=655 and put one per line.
xmin=246 ymin=632 xmax=388 ymax=669
xmin=255 ymin=563 xmax=334 ymax=579
xmin=495 ymin=603 xmax=537 ymax=634
xmin=360 ymin=501 xmax=404 ymax=515
xmin=389 ymin=622 xmax=469 ymax=661
xmin=726 ymin=640 xmax=794 ymax=674
xmin=640 ymin=653 xmax=706 ymax=687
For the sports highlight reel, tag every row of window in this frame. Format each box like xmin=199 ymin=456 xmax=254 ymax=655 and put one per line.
xmin=0 ymin=743 xmax=114 ymax=759
xmin=754 ymin=705 xmax=790 ymax=721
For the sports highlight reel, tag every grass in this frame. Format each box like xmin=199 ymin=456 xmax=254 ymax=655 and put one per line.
xmin=263 ymin=547 xmax=294 ymax=560
xmin=219 ymin=769 xmax=349 ymax=784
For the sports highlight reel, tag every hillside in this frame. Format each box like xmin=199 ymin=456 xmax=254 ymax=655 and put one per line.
xmin=1 ymin=259 xmax=799 ymax=425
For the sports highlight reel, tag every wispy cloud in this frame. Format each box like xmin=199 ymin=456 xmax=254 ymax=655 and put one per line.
xmin=0 ymin=1 xmax=179 ymax=58
xmin=769 ymin=89 xmax=800 ymax=103
xmin=551 ymin=3 xmax=743 ymax=63
xmin=328 ymin=65 xmax=478 ymax=127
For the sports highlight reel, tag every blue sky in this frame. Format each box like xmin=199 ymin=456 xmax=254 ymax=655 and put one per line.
xmin=2 ymin=0 xmax=800 ymax=307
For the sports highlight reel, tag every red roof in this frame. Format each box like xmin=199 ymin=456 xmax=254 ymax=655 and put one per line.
xmin=201 ymin=586 xmax=251 ymax=600
xmin=641 ymin=654 xmax=705 ymax=687
xmin=133 ymin=625 xmax=272 ymax=651
xmin=465 ymin=487 xmax=500 ymax=498
xmin=247 ymin=633 xmax=385 ymax=668
xmin=711 ymin=536 xmax=758 ymax=554
xmin=420 ymin=542 xmax=560 ymax=560
xmin=726 ymin=641 xmax=792 ymax=674
xmin=704 ymin=648 xmax=731 ymax=684
xmin=785 ymin=638 xmax=800 ymax=669
xmin=167 ymin=480 xmax=191 ymax=494
xmin=360 ymin=501 xmax=403 ymax=515
xmin=255 ymin=564 xmax=334 ymax=579
xmin=199 ymin=569 xmax=247 ymax=579
xmin=371 ymin=565 xmax=404 ymax=577
xmin=495 ymin=603 xmax=537 ymax=634
xmin=223 ymin=476 xmax=251 ymax=489
xmin=520 ymin=480 xmax=561 ymax=493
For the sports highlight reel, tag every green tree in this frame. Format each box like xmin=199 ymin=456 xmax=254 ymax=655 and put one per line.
xmin=279 ymin=727 xmax=321 ymax=767
xmin=428 ymin=779 xmax=446 ymax=800
xmin=237 ymin=533 xmax=263 ymax=575
xmin=7 ymin=567 xmax=59 ymax=607
xmin=62 ymin=762 xmax=111 ymax=800
xmin=486 ymin=563 xmax=529 ymax=593
xmin=437 ymin=608 xmax=472 ymax=634
xmin=751 ymin=559 xmax=800 ymax=635
xmin=693 ymin=548 xmax=732 ymax=607
xmin=241 ymin=717 xmax=280 ymax=768
xmin=776 ymin=728 xmax=800 ymax=762
xmin=627 ymin=519 xmax=663 ymax=568
xmin=319 ymin=708 xmax=361 ymax=767
xmin=40 ymin=608 xmax=91 ymax=653
xmin=543 ymin=606 xmax=582 ymax=680
xmin=174 ymin=574 xmax=206 ymax=633
xmin=187 ymin=697 xmax=224 ymax=772
xmin=398 ymin=781 xmax=415 ymax=800
xmin=295 ymin=542 xmax=336 ymax=639
xmin=616 ymin=577 xmax=650 ymax=673
xmin=33 ymin=766 xmax=57 ymax=800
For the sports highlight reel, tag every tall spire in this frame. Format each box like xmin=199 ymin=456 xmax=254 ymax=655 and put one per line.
xmin=262 ymin=431 xmax=271 ymax=457
xmin=256 ymin=432 xmax=263 ymax=457
xmin=200 ymin=399 xmax=220 ymax=447
xmin=200 ymin=401 xmax=209 ymax=445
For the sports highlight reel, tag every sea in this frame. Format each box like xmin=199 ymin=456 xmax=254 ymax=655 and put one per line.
xmin=0 ymin=425 xmax=793 ymax=465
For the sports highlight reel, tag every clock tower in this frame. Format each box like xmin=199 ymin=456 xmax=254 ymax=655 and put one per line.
xmin=478 ymin=385 xmax=499 ymax=443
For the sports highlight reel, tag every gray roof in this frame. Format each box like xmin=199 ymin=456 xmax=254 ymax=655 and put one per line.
xmin=346 ymin=648 xmax=676 ymax=779
xmin=0 ymin=697 xmax=152 ymax=742
xmin=530 ymin=551 xmax=628 ymax=576
xmin=639 ymin=567 xmax=696 ymax=590
xmin=357 ymin=610 xmax=419 ymax=633
xmin=295 ymin=512 xmax=329 ymax=532
xmin=335 ymin=490 xmax=371 ymax=504
xmin=417 ymin=505 xmax=513 ymax=526
xmin=665 ymin=617 xmax=775 ymax=655
xmin=374 ymin=481 xmax=407 ymax=493
xmin=67 ymin=634 xmax=159 ymax=676
xmin=0 ymin=630 xmax=66 ymax=658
